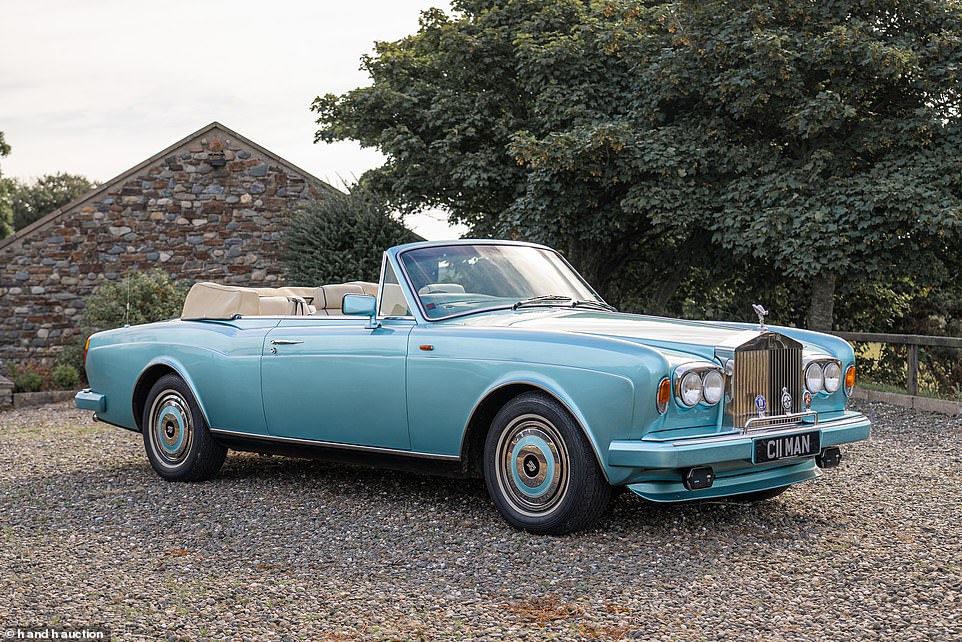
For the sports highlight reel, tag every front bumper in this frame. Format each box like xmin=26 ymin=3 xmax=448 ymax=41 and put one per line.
xmin=608 ymin=411 xmax=870 ymax=501
xmin=75 ymin=388 xmax=106 ymax=412
xmin=608 ymin=412 xmax=870 ymax=470
xmin=628 ymin=459 xmax=822 ymax=502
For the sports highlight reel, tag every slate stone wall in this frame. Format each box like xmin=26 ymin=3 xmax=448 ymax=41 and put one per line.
xmin=0 ymin=126 xmax=331 ymax=365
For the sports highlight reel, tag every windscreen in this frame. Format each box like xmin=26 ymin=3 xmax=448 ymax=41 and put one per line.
xmin=399 ymin=244 xmax=600 ymax=319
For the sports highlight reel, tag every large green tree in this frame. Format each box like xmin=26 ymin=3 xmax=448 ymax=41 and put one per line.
xmin=643 ymin=0 xmax=962 ymax=330
xmin=11 ymin=172 xmax=96 ymax=231
xmin=316 ymin=0 xmax=962 ymax=329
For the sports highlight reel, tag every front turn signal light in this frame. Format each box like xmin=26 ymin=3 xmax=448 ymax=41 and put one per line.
xmin=656 ymin=378 xmax=671 ymax=414
xmin=844 ymin=365 xmax=856 ymax=397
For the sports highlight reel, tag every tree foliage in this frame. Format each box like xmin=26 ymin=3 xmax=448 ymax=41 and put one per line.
xmin=11 ymin=172 xmax=96 ymax=231
xmin=58 ymin=270 xmax=189 ymax=380
xmin=82 ymin=269 xmax=189 ymax=330
xmin=315 ymin=0 xmax=962 ymax=331
xmin=281 ymin=187 xmax=418 ymax=286
xmin=0 ymin=131 xmax=11 ymax=239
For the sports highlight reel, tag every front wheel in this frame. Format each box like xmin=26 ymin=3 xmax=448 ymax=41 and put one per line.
xmin=142 ymin=374 xmax=226 ymax=481
xmin=483 ymin=392 xmax=611 ymax=535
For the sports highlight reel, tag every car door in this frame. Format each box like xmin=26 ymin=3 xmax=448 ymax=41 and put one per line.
xmin=261 ymin=316 xmax=414 ymax=450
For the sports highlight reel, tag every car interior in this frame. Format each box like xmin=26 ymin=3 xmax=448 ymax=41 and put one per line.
xmin=180 ymin=280 xmax=419 ymax=319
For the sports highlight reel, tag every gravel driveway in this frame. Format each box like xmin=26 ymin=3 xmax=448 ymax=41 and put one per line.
xmin=1 ymin=401 xmax=960 ymax=641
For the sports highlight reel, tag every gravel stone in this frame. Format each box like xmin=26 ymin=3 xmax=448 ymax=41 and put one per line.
xmin=1 ymin=401 xmax=960 ymax=640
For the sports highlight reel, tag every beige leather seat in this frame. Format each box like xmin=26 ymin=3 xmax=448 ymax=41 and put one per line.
xmin=181 ymin=280 xmax=381 ymax=319
xmin=310 ymin=281 xmax=378 ymax=316
xmin=313 ymin=283 xmax=368 ymax=316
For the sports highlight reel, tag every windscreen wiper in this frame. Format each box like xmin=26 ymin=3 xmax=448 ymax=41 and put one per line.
xmin=513 ymin=295 xmax=573 ymax=309
xmin=512 ymin=295 xmax=617 ymax=312
xmin=571 ymin=299 xmax=617 ymax=312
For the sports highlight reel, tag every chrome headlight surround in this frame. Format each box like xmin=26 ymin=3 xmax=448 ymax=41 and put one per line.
xmin=803 ymin=357 xmax=843 ymax=395
xmin=674 ymin=363 xmax=725 ymax=408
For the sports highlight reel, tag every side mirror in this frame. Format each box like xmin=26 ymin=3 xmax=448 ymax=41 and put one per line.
xmin=342 ymin=294 xmax=376 ymax=316
xmin=342 ymin=294 xmax=380 ymax=328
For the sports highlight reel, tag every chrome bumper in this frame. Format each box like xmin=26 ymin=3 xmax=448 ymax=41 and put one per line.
xmin=608 ymin=412 xmax=870 ymax=470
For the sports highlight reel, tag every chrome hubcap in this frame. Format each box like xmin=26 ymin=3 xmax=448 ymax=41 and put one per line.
xmin=495 ymin=414 xmax=569 ymax=517
xmin=148 ymin=391 xmax=192 ymax=467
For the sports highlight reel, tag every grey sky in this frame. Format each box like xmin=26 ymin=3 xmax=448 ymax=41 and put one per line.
xmin=0 ymin=0 xmax=465 ymax=239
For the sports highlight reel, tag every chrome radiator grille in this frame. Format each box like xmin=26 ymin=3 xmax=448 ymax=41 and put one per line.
xmin=731 ymin=343 xmax=803 ymax=428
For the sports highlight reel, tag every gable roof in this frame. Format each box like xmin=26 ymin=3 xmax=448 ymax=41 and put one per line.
xmin=0 ymin=121 xmax=342 ymax=252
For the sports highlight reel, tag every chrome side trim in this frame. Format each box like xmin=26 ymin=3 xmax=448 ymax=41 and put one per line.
xmin=209 ymin=427 xmax=461 ymax=461
xmin=667 ymin=414 xmax=868 ymax=447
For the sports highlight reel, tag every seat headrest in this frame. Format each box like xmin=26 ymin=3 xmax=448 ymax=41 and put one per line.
xmin=314 ymin=283 xmax=367 ymax=311
xmin=344 ymin=281 xmax=379 ymax=296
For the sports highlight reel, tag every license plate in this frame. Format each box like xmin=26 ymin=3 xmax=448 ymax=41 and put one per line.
xmin=753 ymin=431 xmax=821 ymax=463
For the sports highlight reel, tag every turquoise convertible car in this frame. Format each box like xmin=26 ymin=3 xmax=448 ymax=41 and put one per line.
xmin=77 ymin=240 xmax=870 ymax=534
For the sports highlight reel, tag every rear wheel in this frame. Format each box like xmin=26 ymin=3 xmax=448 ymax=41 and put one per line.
xmin=483 ymin=392 xmax=611 ymax=535
xmin=142 ymin=374 xmax=226 ymax=481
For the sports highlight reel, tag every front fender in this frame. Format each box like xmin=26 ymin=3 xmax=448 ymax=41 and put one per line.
xmin=406 ymin=354 xmax=636 ymax=480
xmin=468 ymin=369 xmax=635 ymax=477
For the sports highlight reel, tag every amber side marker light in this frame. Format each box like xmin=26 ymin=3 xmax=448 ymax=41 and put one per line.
xmin=844 ymin=365 xmax=856 ymax=397
xmin=656 ymin=378 xmax=671 ymax=414
xmin=83 ymin=336 xmax=91 ymax=366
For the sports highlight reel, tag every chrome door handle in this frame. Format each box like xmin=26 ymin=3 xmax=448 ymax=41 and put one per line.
xmin=270 ymin=339 xmax=303 ymax=345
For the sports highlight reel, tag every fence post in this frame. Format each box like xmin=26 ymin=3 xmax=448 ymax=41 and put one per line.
xmin=906 ymin=343 xmax=919 ymax=396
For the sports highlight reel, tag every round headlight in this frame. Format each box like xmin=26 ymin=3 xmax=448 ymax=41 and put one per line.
xmin=702 ymin=370 xmax=724 ymax=405
xmin=678 ymin=371 xmax=703 ymax=407
xmin=805 ymin=362 xmax=824 ymax=393
xmin=823 ymin=362 xmax=841 ymax=393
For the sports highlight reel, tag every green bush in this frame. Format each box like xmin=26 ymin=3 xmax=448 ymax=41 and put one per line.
xmin=58 ymin=270 xmax=189 ymax=383
xmin=56 ymin=337 xmax=87 ymax=381
xmin=52 ymin=364 xmax=80 ymax=390
xmin=14 ymin=368 xmax=43 ymax=393
xmin=281 ymin=186 xmax=417 ymax=285
xmin=82 ymin=269 xmax=188 ymax=329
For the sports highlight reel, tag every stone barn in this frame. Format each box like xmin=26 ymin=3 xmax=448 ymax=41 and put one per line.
xmin=0 ymin=121 xmax=340 ymax=366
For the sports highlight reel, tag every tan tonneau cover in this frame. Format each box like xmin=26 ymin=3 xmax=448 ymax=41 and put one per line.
xmin=181 ymin=282 xmax=315 ymax=319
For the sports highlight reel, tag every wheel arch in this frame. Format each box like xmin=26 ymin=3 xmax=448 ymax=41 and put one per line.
xmin=459 ymin=379 xmax=610 ymax=483
xmin=132 ymin=358 xmax=212 ymax=432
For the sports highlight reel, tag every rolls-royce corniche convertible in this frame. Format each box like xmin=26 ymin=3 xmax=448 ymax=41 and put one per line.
xmin=77 ymin=240 xmax=870 ymax=534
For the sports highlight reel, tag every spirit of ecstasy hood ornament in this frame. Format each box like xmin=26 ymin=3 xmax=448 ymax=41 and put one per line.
xmin=752 ymin=303 xmax=769 ymax=331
